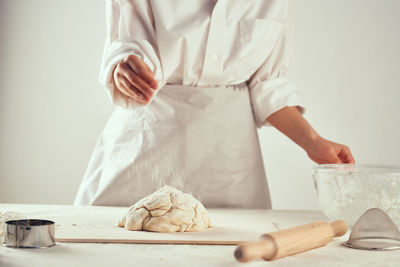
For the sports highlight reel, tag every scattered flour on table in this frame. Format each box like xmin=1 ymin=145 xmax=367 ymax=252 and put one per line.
xmin=118 ymin=186 xmax=211 ymax=233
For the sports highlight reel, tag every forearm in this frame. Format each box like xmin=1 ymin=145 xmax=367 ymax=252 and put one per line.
xmin=266 ymin=106 xmax=319 ymax=151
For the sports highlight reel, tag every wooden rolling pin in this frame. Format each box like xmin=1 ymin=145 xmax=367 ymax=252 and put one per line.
xmin=234 ymin=220 xmax=348 ymax=262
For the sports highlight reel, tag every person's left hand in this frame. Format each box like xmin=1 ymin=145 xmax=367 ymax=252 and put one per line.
xmin=305 ymin=136 xmax=355 ymax=164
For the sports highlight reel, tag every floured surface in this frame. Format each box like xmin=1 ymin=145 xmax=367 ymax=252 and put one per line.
xmin=3 ymin=204 xmax=400 ymax=266
xmin=0 ymin=205 xmax=276 ymax=245
xmin=54 ymin=208 xmax=275 ymax=244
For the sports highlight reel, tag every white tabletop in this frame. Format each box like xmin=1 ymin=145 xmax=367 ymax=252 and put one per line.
xmin=1 ymin=204 xmax=399 ymax=267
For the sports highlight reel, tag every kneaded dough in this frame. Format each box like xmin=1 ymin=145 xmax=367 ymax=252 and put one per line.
xmin=118 ymin=186 xmax=212 ymax=232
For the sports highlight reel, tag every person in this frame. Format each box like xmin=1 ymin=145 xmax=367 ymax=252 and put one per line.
xmin=74 ymin=0 xmax=354 ymax=208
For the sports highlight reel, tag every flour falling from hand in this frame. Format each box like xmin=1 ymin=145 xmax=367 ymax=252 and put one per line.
xmin=118 ymin=186 xmax=212 ymax=232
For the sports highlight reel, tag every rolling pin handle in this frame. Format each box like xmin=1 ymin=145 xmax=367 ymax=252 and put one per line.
xmin=234 ymin=236 xmax=277 ymax=263
xmin=330 ymin=220 xmax=348 ymax=237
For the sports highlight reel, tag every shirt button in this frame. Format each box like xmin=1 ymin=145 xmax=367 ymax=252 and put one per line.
xmin=210 ymin=54 xmax=218 ymax=61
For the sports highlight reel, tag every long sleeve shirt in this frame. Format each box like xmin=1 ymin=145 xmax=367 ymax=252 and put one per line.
xmin=99 ymin=0 xmax=303 ymax=127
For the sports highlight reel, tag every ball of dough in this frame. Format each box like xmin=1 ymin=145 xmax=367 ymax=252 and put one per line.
xmin=118 ymin=186 xmax=212 ymax=232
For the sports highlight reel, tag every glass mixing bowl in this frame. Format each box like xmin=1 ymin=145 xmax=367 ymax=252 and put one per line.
xmin=312 ymin=164 xmax=400 ymax=229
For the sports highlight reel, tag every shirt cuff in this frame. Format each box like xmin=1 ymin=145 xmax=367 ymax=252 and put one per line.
xmin=249 ymin=77 xmax=305 ymax=128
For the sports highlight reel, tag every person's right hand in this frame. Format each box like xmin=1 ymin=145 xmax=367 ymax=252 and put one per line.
xmin=113 ymin=55 xmax=158 ymax=104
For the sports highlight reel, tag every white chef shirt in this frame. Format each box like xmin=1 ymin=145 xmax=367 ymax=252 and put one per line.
xmin=99 ymin=0 xmax=304 ymax=127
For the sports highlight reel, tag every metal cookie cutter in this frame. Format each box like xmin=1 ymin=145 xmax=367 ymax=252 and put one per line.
xmin=3 ymin=219 xmax=55 ymax=248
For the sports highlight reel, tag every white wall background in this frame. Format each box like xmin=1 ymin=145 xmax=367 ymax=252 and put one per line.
xmin=1 ymin=0 xmax=399 ymax=209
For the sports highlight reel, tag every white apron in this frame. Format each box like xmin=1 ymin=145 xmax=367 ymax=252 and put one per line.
xmin=74 ymin=83 xmax=271 ymax=208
